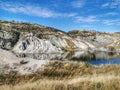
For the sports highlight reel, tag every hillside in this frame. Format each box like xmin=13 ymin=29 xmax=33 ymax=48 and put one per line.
xmin=0 ymin=20 xmax=120 ymax=53
xmin=68 ymin=30 xmax=120 ymax=51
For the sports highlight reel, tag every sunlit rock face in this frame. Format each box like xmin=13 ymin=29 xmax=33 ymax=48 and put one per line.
xmin=68 ymin=30 xmax=120 ymax=51
xmin=13 ymin=33 xmax=62 ymax=53
xmin=0 ymin=20 xmax=120 ymax=53
xmin=0 ymin=49 xmax=48 ymax=75
xmin=13 ymin=33 xmax=94 ymax=53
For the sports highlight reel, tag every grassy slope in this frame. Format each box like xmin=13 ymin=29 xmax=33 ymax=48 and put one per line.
xmin=0 ymin=61 xmax=120 ymax=90
xmin=0 ymin=20 xmax=67 ymax=35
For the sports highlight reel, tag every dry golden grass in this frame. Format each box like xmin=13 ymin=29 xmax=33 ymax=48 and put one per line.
xmin=0 ymin=61 xmax=120 ymax=90
xmin=0 ymin=76 xmax=120 ymax=90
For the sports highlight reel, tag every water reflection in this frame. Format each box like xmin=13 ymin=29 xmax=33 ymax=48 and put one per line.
xmin=15 ymin=53 xmax=62 ymax=60
xmin=14 ymin=50 xmax=120 ymax=65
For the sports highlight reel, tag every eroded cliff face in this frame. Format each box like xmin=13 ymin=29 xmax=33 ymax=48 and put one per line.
xmin=13 ymin=33 xmax=95 ymax=53
xmin=13 ymin=33 xmax=62 ymax=53
xmin=0 ymin=20 xmax=120 ymax=53
xmin=68 ymin=30 xmax=120 ymax=51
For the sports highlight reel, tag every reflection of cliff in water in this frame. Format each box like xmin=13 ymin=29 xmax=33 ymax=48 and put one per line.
xmin=15 ymin=50 xmax=120 ymax=61
xmin=68 ymin=51 xmax=120 ymax=61
xmin=15 ymin=53 xmax=62 ymax=60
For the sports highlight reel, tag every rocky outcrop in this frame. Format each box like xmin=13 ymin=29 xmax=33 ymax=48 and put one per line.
xmin=68 ymin=30 xmax=120 ymax=51
xmin=0 ymin=49 xmax=48 ymax=75
xmin=0 ymin=20 xmax=120 ymax=53
xmin=13 ymin=33 xmax=95 ymax=53
xmin=0 ymin=30 xmax=20 ymax=50
xmin=13 ymin=33 xmax=62 ymax=53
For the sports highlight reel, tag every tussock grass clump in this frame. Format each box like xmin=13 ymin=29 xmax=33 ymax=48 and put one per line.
xmin=40 ymin=61 xmax=92 ymax=78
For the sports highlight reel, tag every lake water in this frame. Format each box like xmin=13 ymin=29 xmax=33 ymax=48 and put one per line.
xmin=15 ymin=50 xmax=120 ymax=65
xmin=88 ymin=59 xmax=120 ymax=65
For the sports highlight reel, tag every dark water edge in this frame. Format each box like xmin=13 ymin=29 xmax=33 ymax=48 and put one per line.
xmin=14 ymin=50 xmax=120 ymax=65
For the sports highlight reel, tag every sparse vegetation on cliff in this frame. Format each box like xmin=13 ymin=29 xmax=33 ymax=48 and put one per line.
xmin=0 ymin=20 xmax=67 ymax=35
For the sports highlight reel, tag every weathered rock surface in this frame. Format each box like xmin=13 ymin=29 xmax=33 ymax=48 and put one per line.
xmin=0 ymin=49 xmax=48 ymax=75
xmin=0 ymin=20 xmax=120 ymax=53
xmin=68 ymin=30 xmax=120 ymax=51
xmin=0 ymin=30 xmax=20 ymax=50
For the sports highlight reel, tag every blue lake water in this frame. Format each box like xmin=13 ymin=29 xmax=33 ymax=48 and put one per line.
xmin=87 ymin=59 xmax=120 ymax=65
